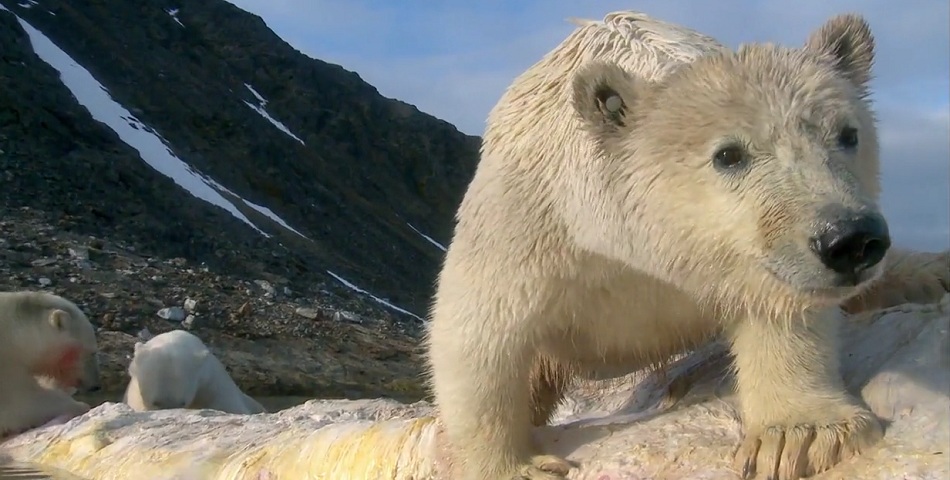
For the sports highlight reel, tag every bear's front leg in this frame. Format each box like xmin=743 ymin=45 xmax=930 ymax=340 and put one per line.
xmin=842 ymin=248 xmax=949 ymax=314
xmin=3 ymin=378 xmax=91 ymax=436
xmin=729 ymin=308 xmax=882 ymax=480
xmin=428 ymin=314 xmax=573 ymax=480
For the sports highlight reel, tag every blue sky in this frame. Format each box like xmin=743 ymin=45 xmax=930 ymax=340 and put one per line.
xmin=227 ymin=0 xmax=949 ymax=251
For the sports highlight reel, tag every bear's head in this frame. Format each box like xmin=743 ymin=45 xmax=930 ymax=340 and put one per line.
xmin=571 ymin=14 xmax=887 ymax=314
xmin=128 ymin=337 xmax=207 ymax=409
xmin=10 ymin=293 xmax=101 ymax=393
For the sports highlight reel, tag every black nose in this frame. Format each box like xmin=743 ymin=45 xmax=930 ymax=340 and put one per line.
xmin=810 ymin=212 xmax=891 ymax=274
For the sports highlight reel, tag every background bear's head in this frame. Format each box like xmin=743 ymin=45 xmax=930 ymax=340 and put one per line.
xmin=572 ymin=14 xmax=887 ymax=315
xmin=4 ymin=292 xmax=101 ymax=392
xmin=128 ymin=332 xmax=208 ymax=410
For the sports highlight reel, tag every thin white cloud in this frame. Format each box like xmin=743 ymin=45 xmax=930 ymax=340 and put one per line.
xmin=877 ymin=106 xmax=950 ymax=251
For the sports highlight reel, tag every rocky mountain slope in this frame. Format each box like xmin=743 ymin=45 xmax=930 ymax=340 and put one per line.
xmin=0 ymin=207 xmax=427 ymax=403
xmin=0 ymin=0 xmax=480 ymax=400
xmin=0 ymin=0 xmax=479 ymax=320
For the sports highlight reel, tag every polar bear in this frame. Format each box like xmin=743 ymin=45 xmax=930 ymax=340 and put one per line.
xmin=123 ymin=330 xmax=265 ymax=415
xmin=425 ymin=11 xmax=950 ymax=480
xmin=0 ymin=291 xmax=100 ymax=438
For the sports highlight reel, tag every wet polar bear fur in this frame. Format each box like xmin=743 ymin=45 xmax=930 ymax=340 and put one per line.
xmin=0 ymin=291 xmax=100 ymax=437
xmin=123 ymin=330 xmax=265 ymax=415
xmin=425 ymin=10 xmax=950 ymax=480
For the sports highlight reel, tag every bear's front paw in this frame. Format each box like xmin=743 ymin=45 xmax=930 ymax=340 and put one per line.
xmin=514 ymin=454 xmax=574 ymax=479
xmin=734 ymin=409 xmax=882 ymax=480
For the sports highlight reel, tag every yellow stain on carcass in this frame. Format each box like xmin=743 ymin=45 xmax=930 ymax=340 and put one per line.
xmin=218 ymin=415 xmax=439 ymax=480
xmin=29 ymin=422 xmax=225 ymax=479
xmin=18 ymin=416 xmax=441 ymax=480
xmin=33 ymin=422 xmax=112 ymax=472
xmin=317 ymin=416 xmax=436 ymax=478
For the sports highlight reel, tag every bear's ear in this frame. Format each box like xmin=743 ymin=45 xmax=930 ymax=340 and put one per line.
xmin=48 ymin=309 xmax=70 ymax=331
xmin=804 ymin=14 xmax=875 ymax=92
xmin=571 ymin=61 xmax=646 ymax=139
xmin=133 ymin=341 xmax=145 ymax=354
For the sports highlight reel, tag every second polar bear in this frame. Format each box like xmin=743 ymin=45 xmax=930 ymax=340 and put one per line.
xmin=123 ymin=330 xmax=265 ymax=415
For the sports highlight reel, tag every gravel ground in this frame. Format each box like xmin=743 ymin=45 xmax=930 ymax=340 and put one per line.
xmin=1 ymin=206 xmax=430 ymax=408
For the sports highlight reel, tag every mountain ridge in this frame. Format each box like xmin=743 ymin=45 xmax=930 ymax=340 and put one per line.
xmin=0 ymin=0 xmax=481 ymax=320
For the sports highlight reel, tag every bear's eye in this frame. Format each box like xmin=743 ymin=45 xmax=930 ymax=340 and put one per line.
xmin=712 ymin=145 xmax=747 ymax=171
xmin=837 ymin=126 xmax=859 ymax=149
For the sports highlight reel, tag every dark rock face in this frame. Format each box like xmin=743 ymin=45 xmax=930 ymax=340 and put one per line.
xmin=0 ymin=0 xmax=480 ymax=319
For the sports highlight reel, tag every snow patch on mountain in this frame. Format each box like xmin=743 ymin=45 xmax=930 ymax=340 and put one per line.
xmin=243 ymin=83 xmax=306 ymax=145
xmin=326 ymin=270 xmax=423 ymax=321
xmin=166 ymin=8 xmax=184 ymax=28
xmin=407 ymin=223 xmax=446 ymax=252
xmin=5 ymin=6 xmax=279 ymax=236
xmin=244 ymin=199 xmax=309 ymax=239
